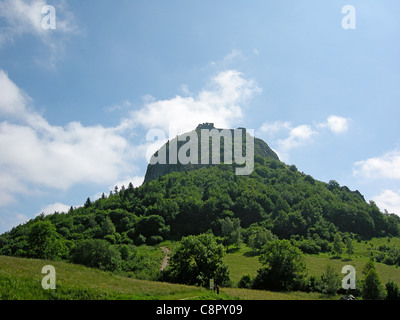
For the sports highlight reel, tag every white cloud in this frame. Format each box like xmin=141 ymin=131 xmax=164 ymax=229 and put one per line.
xmin=258 ymin=115 xmax=350 ymax=162
xmin=258 ymin=121 xmax=318 ymax=162
xmin=130 ymin=69 xmax=261 ymax=136
xmin=0 ymin=70 xmax=32 ymax=116
xmin=353 ymin=149 xmax=400 ymax=180
xmin=318 ymin=115 xmax=350 ymax=134
xmin=112 ymin=176 xmax=145 ymax=190
xmin=373 ymin=189 xmax=400 ymax=215
xmin=258 ymin=121 xmax=291 ymax=136
xmin=0 ymin=0 xmax=78 ymax=66
xmin=38 ymin=202 xmax=70 ymax=216
xmin=277 ymin=125 xmax=318 ymax=161
xmin=0 ymin=68 xmax=260 ymax=209
xmin=0 ymin=70 xmax=137 ymax=206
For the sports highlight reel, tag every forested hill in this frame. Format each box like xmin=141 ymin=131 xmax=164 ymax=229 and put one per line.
xmin=0 ymin=126 xmax=400 ymax=261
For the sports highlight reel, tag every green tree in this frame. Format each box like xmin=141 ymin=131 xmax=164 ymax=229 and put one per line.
xmin=362 ymin=268 xmax=385 ymax=300
xmin=166 ymin=233 xmax=230 ymax=287
xmin=237 ymin=274 xmax=253 ymax=289
xmin=220 ymin=217 xmax=242 ymax=249
xmin=385 ymin=280 xmax=400 ymax=300
xmin=70 ymin=239 xmax=121 ymax=271
xmin=318 ymin=265 xmax=340 ymax=295
xmin=101 ymin=216 xmax=116 ymax=238
xmin=27 ymin=221 xmax=67 ymax=259
xmin=247 ymin=226 xmax=275 ymax=252
xmin=344 ymin=236 xmax=354 ymax=259
xmin=84 ymin=197 xmax=92 ymax=208
xmin=362 ymin=259 xmax=376 ymax=276
xmin=332 ymin=233 xmax=344 ymax=258
xmin=253 ymin=239 xmax=306 ymax=291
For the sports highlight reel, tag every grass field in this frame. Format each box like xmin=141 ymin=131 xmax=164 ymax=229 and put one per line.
xmin=1 ymin=237 xmax=399 ymax=300
xmin=224 ymin=238 xmax=400 ymax=287
xmin=0 ymin=255 xmax=331 ymax=300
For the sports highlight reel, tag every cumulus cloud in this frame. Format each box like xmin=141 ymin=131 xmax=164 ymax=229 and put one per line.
xmin=276 ymin=125 xmax=318 ymax=161
xmin=38 ymin=202 xmax=71 ymax=216
xmin=0 ymin=68 xmax=260 ymax=210
xmin=258 ymin=115 xmax=351 ymax=162
xmin=0 ymin=70 xmax=30 ymax=115
xmin=373 ymin=189 xmax=400 ymax=215
xmin=318 ymin=115 xmax=350 ymax=134
xmin=353 ymin=149 xmax=400 ymax=180
xmin=258 ymin=121 xmax=291 ymax=136
xmin=0 ymin=70 xmax=136 ymax=206
xmin=129 ymin=70 xmax=261 ymax=136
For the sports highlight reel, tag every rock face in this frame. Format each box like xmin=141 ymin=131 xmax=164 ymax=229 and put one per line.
xmin=144 ymin=123 xmax=279 ymax=183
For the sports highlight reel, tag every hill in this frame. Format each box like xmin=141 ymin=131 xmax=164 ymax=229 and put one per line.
xmin=144 ymin=123 xmax=279 ymax=182
xmin=0 ymin=124 xmax=400 ymax=298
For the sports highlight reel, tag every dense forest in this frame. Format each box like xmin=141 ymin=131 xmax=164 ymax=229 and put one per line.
xmin=1 ymin=152 xmax=399 ymax=262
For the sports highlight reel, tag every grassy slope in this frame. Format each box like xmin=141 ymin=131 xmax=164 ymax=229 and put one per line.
xmin=224 ymin=238 xmax=400 ymax=286
xmin=0 ymin=255 xmax=328 ymax=300
xmin=2 ymin=238 xmax=399 ymax=300
xmin=0 ymin=255 xmax=207 ymax=300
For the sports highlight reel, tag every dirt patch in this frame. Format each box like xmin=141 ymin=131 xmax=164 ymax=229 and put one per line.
xmin=160 ymin=247 xmax=171 ymax=271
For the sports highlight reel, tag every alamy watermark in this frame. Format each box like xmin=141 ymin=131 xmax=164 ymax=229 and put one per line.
xmin=342 ymin=265 xmax=356 ymax=290
xmin=41 ymin=265 xmax=56 ymax=290
xmin=146 ymin=124 xmax=255 ymax=176
xmin=41 ymin=5 xmax=56 ymax=30
xmin=342 ymin=5 xmax=356 ymax=30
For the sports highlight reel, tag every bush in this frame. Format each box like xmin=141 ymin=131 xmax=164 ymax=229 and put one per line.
xmin=385 ymin=280 xmax=400 ymax=300
xmin=317 ymin=265 xmax=340 ymax=295
xmin=237 ymin=274 xmax=253 ymax=289
xmin=70 ymin=239 xmax=121 ymax=271
xmin=147 ymin=235 xmax=163 ymax=245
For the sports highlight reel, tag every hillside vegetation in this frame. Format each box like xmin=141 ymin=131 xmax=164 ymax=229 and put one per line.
xmin=1 ymin=128 xmax=399 ymax=299
xmin=0 ymin=255 xmax=331 ymax=300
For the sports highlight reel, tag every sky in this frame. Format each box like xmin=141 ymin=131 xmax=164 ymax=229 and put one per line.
xmin=0 ymin=0 xmax=399 ymax=233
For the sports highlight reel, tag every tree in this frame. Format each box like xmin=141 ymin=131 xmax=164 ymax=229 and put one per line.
xmin=332 ymin=233 xmax=344 ymax=258
xmin=253 ymin=239 xmax=306 ymax=291
xmin=220 ymin=217 xmax=242 ymax=249
xmin=344 ymin=236 xmax=354 ymax=259
xmin=318 ymin=265 xmax=340 ymax=295
xmin=247 ymin=226 xmax=275 ymax=252
xmin=84 ymin=197 xmax=92 ymax=208
xmin=385 ymin=280 xmax=400 ymax=300
xmin=27 ymin=221 xmax=67 ymax=259
xmin=362 ymin=268 xmax=385 ymax=300
xmin=70 ymin=239 xmax=121 ymax=271
xmin=135 ymin=215 xmax=169 ymax=241
xmin=166 ymin=233 xmax=230 ymax=287
xmin=238 ymin=274 xmax=253 ymax=289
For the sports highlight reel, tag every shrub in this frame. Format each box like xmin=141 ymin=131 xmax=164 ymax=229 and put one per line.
xmin=237 ymin=274 xmax=253 ymax=289
xmin=385 ymin=280 xmax=400 ymax=300
xmin=70 ymin=239 xmax=121 ymax=271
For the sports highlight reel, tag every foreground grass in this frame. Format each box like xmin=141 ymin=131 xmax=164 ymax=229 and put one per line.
xmin=3 ymin=237 xmax=399 ymax=300
xmin=0 ymin=255 xmax=334 ymax=300
xmin=0 ymin=255 xmax=207 ymax=300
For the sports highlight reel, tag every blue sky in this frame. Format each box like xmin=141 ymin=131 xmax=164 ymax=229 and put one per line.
xmin=0 ymin=0 xmax=399 ymax=233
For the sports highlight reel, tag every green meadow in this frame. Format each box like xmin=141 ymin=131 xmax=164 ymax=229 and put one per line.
xmin=1 ymin=237 xmax=399 ymax=300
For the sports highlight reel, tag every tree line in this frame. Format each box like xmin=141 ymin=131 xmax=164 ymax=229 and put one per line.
xmin=0 ymin=157 xmax=399 ymax=273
